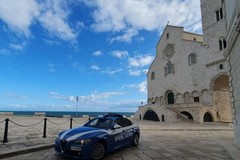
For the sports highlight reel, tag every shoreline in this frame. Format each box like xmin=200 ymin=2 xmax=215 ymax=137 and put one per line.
xmin=0 ymin=111 xmax=135 ymax=118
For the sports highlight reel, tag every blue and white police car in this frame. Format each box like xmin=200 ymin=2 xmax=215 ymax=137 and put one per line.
xmin=55 ymin=113 xmax=140 ymax=159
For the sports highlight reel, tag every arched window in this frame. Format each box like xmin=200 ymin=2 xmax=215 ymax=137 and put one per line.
xmin=188 ymin=53 xmax=197 ymax=66
xmin=151 ymin=72 xmax=155 ymax=80
xmin=183 ymin=92 xmax=191 ymax=103
xmin=219 ymin=64 xmax=223 ymax=70
xmin=166 ymin=91 xmax=174 ymax=104
xmin=166 ymin=33 xmax=169 ymax=39
xmin=161 ymin=115 xmax=165 ymax=122
xmin=164 ymin=61 xmax=174 ymax=75
xmin=192 ymin=90 xmax=200 ymax=103
xmin=216 ymin=7 xmax=223 ymax=21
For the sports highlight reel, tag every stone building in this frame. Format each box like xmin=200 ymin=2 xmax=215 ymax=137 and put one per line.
xmin=224 ymin=0 xmax=240 ymax=147
xmin=134 ymin=0 xmax=233 ymax=123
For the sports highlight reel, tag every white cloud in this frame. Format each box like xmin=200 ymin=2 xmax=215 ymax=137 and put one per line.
xmin=102 ymin=68 xmax=122 ymax=75
xmin=91 ymin=65 xmax=100 ymax=70
xmin=123 ymin=81 xmax=147 ymax=94
xmin=0 ymin=0 xmax=39 ymax=37
xmin=0 ymin=49 xmax=11 ymax=56
xmin=49 ymin=91 xmax=76 ymax=102
xmin=0 ymin=92 xmax=29 ymax=99
xmin=111 ymin=50 xmax=129 ymax=59
xmin=72 ymin=62 xmax=85 ymax=72
xmin=0 ymin=0 xmax=78 ymax=41
xmin=43 ymin=39 xmax=61 ymax=46
xmin=48 ymin=63 xmax=62 ymax=72
xmin=10 ymin=43 xmax=26 ymax=51
xmin=38 ymin=0 xmax=77 ymax=41
xmin=111 ymin=28 xmax=138 ymax=43
xmin=92 ymin=50 xmax=103 ymax=56
xmin=49 ymin=91 xmax=125 ymax=104
xmin=128 ymin=69 xmax=142 ymax=76
xmin=128 ymin=54 xmax=154 ymax=68
xmin=84 ymin=0 xmax=202 ymax=42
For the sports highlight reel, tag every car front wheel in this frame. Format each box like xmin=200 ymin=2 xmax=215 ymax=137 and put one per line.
xmin=91 ymin=142 xmax=106 ymax=160
xmin=132 ymin=133 xmax=139 ymax=146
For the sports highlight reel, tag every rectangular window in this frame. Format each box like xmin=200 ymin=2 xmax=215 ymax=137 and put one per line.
xmin=216 ymin=10 xmax=220 ymax=21
xmin=219 ymin=40 xmax=223 ymax=50
xmin=220 ymin=8 xmax=223 ymax=19
xmin=223 ymin=38 xmax=227 ymax=48
xmin=194 ymin=97 xmax=200 ymax=102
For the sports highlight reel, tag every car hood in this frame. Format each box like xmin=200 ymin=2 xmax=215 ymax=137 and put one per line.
xmin=59 ymin=126 xmax=107 ymax=141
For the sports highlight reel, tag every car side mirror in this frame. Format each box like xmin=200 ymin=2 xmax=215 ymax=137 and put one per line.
xmin=113 ymin=124 xmax=121 ymax=129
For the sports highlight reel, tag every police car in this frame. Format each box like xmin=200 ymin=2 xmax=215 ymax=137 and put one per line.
xmin=55 ymin=113 xmax=140 ymax=159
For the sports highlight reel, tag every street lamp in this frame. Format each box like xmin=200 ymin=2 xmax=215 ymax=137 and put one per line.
xmin=76 ymin=96 xmax=79 ymax=117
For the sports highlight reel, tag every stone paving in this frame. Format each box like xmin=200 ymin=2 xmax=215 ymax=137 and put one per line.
xmin=0 ymin=116 xmax=239 ymax=160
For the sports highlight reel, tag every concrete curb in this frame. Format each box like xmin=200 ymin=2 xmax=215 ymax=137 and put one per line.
xmin=0 ymin=144 xmax=54 ymax=159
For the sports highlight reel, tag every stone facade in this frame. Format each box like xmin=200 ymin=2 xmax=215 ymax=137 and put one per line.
xmin=224 ymin=0 xmax=240 ymax=147
xmin=134 ymin=0 xmax=233 ymax=123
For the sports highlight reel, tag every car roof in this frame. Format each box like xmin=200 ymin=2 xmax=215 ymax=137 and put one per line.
xmin=103 ymin=113 xmax=123 ymax=118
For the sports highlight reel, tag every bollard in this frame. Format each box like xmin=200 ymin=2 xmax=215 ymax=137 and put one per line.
xmin=43 ymin=118 xmax=47 ymax=138
xmin=70 ymin=118 xmax=73 ymax=129
xmin=3 ymin=118 xmax=9 ymax=143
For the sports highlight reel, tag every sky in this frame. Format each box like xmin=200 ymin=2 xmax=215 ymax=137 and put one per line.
xmin=0 ymin=0 xmax=202 ymax=112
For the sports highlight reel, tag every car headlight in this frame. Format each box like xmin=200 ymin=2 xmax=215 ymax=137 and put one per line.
xmin=74 ymin=139 xmax=92 ymax=145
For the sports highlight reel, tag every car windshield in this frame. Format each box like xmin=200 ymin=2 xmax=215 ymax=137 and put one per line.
xmin=84 ymin=118 xmax=113 ymax=129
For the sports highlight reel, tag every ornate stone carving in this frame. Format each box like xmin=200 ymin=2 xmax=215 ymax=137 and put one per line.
xmin=163 ymin=44 xmax=175 ymax=60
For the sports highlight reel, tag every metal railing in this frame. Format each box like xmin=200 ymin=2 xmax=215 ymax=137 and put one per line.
xmin=0 ymin=117 xmax=91 ymax=143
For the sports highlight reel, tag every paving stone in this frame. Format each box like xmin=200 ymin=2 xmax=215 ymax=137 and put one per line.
xmin=1 ymin=118 xmax=239 ymax=160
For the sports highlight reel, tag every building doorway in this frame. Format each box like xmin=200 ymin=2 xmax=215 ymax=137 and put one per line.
xmin=203 ymin=112 xmax=213 ymax=122
xmin=181 ymin=111 xmax=193 ymax=120
xmin=143 ymin=110 xmax=160 ymax=121
xmin=212 ymin=74 xmax=232 ymax=122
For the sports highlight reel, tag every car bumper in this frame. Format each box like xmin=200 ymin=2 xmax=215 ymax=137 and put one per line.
xmin=55 ymin=139 xmax=93 ymax=159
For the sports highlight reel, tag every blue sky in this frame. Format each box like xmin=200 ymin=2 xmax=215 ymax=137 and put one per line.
xmin=0 ymin=0 xmax=202 ymax=112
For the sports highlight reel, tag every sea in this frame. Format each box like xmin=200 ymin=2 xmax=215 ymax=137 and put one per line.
xmin=0 ymin=111 xmax=135 ymax=118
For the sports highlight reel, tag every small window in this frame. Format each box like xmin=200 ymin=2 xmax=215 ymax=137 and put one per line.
xmin=194 ymin=97 xmax=200 ymax=102
xmin=165 ymin=61 xmax=174 ymax=75
xmin=151 ymin=72 xmax=155 ymax=80
xmin=219 ymin=40 xmax=223 ymax=50
xmin=193 ymin=38 xmax=196 ymax=41
xmin=216 ymin=10 xmax=220 ymax=21
xmin=220 ymin=8 xmax=223 ymax=19
xmin=188 ymin=53 xmax=197 ymax=66
xmin=216 ymin=8 xmax=224 ymax=21
xmin=219 ymin=64 xmax=223 ymax=69
xmin=219 ymin=38 xmax=227 ymax=51
xmin=166 ymin=33 xmax=169 ymax=39
xmin=223 ymin=38 xmax=227 ymax=48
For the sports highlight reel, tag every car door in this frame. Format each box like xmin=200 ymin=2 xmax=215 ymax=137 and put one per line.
xmin=120 ymin=118 xmax=134 ymax=145
xmin=109 ymin=118 xmax=127 ymax=150
xmin=111 ymin=118 xmax=134 ymax=148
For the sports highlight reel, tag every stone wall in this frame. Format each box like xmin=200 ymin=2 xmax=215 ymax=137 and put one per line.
xmin=228 ymin=36 xmax=240 ymax=146
xmin=134 ymin=105 xmax=178 ymax=123
xmin=224 ymin=0 xmax=240 ymax=147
